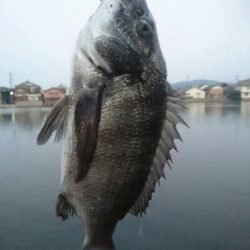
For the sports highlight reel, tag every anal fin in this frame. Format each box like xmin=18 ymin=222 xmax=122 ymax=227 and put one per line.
xmin=56 ymin=193 xmax=76 ymax=221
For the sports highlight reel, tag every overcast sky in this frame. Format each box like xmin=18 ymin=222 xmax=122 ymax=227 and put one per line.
xmin=0 ymin=0 xmax=249 ymax=89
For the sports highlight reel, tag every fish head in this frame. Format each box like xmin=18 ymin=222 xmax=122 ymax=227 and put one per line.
xmin=77 ymin=0 xmax=166 ymax=77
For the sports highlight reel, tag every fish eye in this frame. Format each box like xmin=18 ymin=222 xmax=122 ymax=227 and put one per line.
xmin=137 ymin=20 xmax=153 ymax=37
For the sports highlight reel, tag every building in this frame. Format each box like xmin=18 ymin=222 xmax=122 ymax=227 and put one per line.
xmin=185 ymin=87 xmax=206 ymax=100
xmin=236 ymin=79 xmax=250 ymax=100
xmin=240 ymin=86 xmax=250 ymax=100
xmin=14 ymin=81 xmax=43 ymax=106
xmin=0 ymin=87 xmax=14 ymax=104
xmin=207 ymin=85 xmax=224 ymax=100
xmin=224 ymin=86 xmax=241 ymax=101
xmin=43 ymin=86 xmax=67 ymax=106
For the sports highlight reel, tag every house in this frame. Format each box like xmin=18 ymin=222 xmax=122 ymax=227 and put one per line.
xmin=43 ymin=85 xmax=67 ymax=106
xmin=14 ymin=81 xmax=43 ymax=106
xmin=185 ymin=87 xmax=206 ymax=100
xmin=0 ymin=87 xmax=14 ymax=104
xmin=235 ymin=79 xmax=250 ymax=100
xmin=240 ymin=86 xmax=250 ymax=100
xmin=207 ymin=85 xmax=224 ymax=100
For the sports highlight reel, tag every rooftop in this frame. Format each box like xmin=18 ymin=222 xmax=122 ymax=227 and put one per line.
xmin=235 ymin=79 xmax=250 ymax=87
xmin=0 ymin=87 xmax=12 ymax=92
xmin=15 ymin=81 xmax=41 ymax=89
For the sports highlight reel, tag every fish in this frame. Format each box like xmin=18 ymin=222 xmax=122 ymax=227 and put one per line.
xmin=37 ymin=0 xmax=187 ymax=249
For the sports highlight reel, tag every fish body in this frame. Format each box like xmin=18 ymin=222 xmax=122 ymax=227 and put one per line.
xmin=37 ymin=1 xmax=186 ymax=249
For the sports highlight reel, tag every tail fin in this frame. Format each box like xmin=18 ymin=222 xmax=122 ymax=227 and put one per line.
xmin=83 ymin=237 xmax=115 ymax=250
xmin=82 ymin=222 xmax=116 ymax=250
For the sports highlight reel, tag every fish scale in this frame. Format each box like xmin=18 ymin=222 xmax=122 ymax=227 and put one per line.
xmin=92 ymin=76 xmax=164 ymax=208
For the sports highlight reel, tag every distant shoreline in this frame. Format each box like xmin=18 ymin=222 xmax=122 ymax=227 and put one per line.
xmin=1 ymin=99 xmax=250 ymax=109
xmin=182 ymin=99 xmax=250 ymax=103
xmin=0 ymin=104 xmax=49 ymax=109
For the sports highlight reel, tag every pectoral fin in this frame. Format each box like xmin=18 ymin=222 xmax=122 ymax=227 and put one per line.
xmin=74 ymin=84 xmax=105 ymax=182
xmin=37 ymin=95 xmax=68 ymax=145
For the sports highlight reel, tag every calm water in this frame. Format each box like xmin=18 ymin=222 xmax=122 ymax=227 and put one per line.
xmin=0 ymin=103 xmax=250 ymax=250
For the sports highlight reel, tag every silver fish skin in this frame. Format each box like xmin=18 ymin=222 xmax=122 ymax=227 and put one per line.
xmin=37 ymin=0 xmax=186 ymax=249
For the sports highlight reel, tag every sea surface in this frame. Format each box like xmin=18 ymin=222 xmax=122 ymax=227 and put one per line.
xmin=0 ymin=102 xmax=250 ymax=250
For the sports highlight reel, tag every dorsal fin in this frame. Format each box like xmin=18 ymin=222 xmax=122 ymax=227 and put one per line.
xmin=130 ymin=94 xmax=188 ymax=217
xmin=37 ymin=95 xmax=68 ymax=145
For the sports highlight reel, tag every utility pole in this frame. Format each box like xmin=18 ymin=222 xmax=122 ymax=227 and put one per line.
xmin=9 ymin=72 xmax=13 ymax=89
xmin=235 ymin=74 xmax=240 ymax=83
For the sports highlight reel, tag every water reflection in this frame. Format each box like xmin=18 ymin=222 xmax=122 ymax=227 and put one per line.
xmin=206 ymin=103 xmax=241 ymax=117
xmin=241 ymin=101 xmax=250 ymax=116
xmin=185 ymin=103 xmax=205 ymax=119
xmin=185 ymin=102 xmax=248 ymax=119
xmin=0 ymin=107 xmax=49 ymax=131
xmin=0 ymin=104 xmax=250 ymax=250
xmin=0 ymin=112 xmax=14 ymax=123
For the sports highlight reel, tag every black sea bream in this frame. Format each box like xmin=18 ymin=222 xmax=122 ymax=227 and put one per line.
xmin=37 ymin=0 xmax=187 ymax=249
